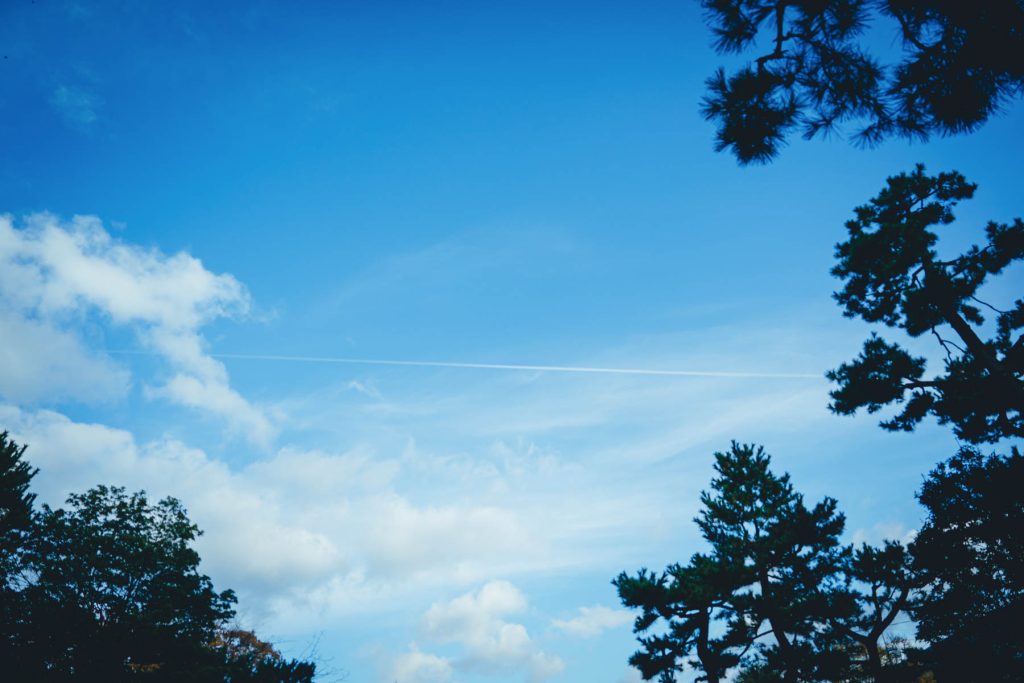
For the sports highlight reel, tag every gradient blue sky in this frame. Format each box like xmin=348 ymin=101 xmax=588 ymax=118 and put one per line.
xmin=1 ymin=2 xmax=1022 ymax=682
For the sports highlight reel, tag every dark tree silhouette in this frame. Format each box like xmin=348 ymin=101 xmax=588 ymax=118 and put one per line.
xmin=827 ymin=165 xmax=1024 ymax=443
xmin=0 ymin=432 xmax=38 ymax=662
xmin=15 ymin=485 xmax=237 ymax=679
xmin=697 ymin=443 xmax=849 ymax=682
xmin=908 ymin=447 xmax=1024 ymax=682
xmin=617 ymin=443 xmax=855 ymax=682
xmin=699 ymin=0 xmax=1024 ymax=163
xmin=0 ymin=431 xmax=35 ymax=584
xmin=831 ymin=541 xmax=917 ymax=682
xmin=211 ymin=629 xmax=319 ymax=682
xmin=0 ymin=459 xmax=319 ymax=682
xmin=615 ymin=554 xmax=742 ymax=683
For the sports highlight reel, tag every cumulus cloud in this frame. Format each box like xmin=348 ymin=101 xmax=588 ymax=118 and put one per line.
xmin=392 ymin=647 xmax=453 ymax=683
xmin=395 ymin=580 xmax=564 ymax=682
xmin=551 ymin=605 xmax=633 ymax=638
xmin=0 ymin=405 xmax=559 ymax=632
xmin=0 ymin=405 xmax=337 ymax=593
xmin=0 ymin=213 xmax=272 ymax=444
xmin=366 ymin=498 xmax=530 ymax=580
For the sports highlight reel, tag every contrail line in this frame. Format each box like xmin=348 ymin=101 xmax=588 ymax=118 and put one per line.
xmin=121 ymin=350 xmax=820 ymax=379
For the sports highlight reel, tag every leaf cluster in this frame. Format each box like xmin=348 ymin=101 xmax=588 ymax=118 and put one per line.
xmin=827 ymin=166 xmax=1024 ymax=442
xmin=0 ymin=431 xmax=36 ymax=583
xmin=616 ymin=443 xmax=911 ymax=683
xmin=699 ymin=1 xmax=1024 ymax=163
xmin=0 ymin=434 xmax=317 ymax=682
xmin=910 ymin=447 xmax=1024 ymax=644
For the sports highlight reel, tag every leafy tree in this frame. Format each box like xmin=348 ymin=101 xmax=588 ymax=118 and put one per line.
xmin=0 ymin=431 xmax=37 ymax=662
xmin=14 ymin=485 xmax=237 ymax=680
xmin=0 ymin=435 xmax=319 ymax=681
xmin=211 ymin=629 xmax=317 ymax=683
xmin=908 ymin=447 xmax=1024 ymax=681
xmin=827 ymin=165 xmax=1023 ymax=443
xmin=699 ymin=0 xmax=1024 ymax=163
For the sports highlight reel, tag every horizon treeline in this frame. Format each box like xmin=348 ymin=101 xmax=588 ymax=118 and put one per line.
xmin=0 ymin=431 xmax=318 ymax=682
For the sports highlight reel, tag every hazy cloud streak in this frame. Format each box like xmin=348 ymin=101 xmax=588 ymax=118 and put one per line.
xmin=115 ymin=350 xmax=825 ymax=380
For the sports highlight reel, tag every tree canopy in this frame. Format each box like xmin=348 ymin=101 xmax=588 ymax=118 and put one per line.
xmin=0 ymin=431 xmax=36 ymax=584
xmin=827 ymin=165 xmax=1024 ymax=443
xmin=0 ymin=433 xmax=317 ymax=682
xmin=616 ymin=443 xmax=913 ymax=683
xmin=911 ymin=447 xmax=1024 ymax=640
xmin=699 ymin=0 xmax=1024 ymax=163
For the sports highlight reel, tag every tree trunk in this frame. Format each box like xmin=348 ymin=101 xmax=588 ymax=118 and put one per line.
xmin=864 ymin=638 xmax=883 ymax=683
xmin=695 ymin=609 xmax=721 ymax=683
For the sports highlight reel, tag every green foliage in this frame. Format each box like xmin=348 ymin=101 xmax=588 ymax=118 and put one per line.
xmin=13 ymin=485 xmax=237 ymax=679
xmin=698 ymin=444 xmax=849 ymax=682
xmin=32 ymin=486 xmax=237 ymax=640
xmin=832 ymin=542 xmax=917 ymax=681
xmin=614 ymin=555 xmax=741 ymax=683
xmin=827 ymin=165 xmax=1024 ymax=443
xmin=699 ymin=1 xmax=1024 ymax=163
xmin=911 ymin=447 xmax=1024 ymax=643
xmin=908 ymin=447 xmax=1024 ymax=681
xmin=0 ymin=431 xmax=36 ymax=584
xmin=617 ymin=443 xmax=864 ymax=683
xmin=0 ymin=434 xmax=317 ymax=682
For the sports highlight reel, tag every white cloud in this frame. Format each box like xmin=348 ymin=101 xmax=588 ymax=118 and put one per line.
xmin=0 ymin=213 xmax=272 ymax=444
xmin=0 ymin=314 xmax=129 ymax=403
xmin=850 ymin=521 xmax=916 ymax=547
xmin=411 ymin=580 xmax=565 ymax=682
xmin=0 ymin=406 xmax=336 ymax=594
xmin=0 ymin=406 xmax=562 ymax=630
xmin=392 ymin=647 xmax=454 ymax=683
xmin=552 ymin=605 xmax=633 ymax=638
xmin=365 ymin=498 xmax=530 ymax=580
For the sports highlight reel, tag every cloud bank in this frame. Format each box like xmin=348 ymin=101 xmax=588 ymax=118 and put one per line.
xmin=0 ymin=213 xmax=272 ymax=444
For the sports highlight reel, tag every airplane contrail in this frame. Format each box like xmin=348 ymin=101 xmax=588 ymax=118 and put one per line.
xmin=196 ymin=352 xmax=823 ymax=379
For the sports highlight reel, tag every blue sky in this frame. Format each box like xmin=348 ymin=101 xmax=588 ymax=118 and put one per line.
xmin=1 ymin=1 xmax=1022 ymax=681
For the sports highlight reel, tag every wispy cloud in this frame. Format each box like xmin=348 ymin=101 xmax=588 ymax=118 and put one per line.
xmin=49 ymin=84 xmax=101 ymax=130
xmin=192 ymin=352 xmax=823 ymax=379
xmin=552 ymin=605 xmax=633 ymax=638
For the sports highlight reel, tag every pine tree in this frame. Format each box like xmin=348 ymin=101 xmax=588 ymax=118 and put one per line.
xmin=909 ymin=447 xmax=1024 ymax=682
xmin=615 ymin=554 xmax=742 ymax=683
xmin=617 ymin=443 xmax=853 ymax=682
xmin=0 ymin=431 xmax=36 ymax=584
xmin=698 ymin=1 xmax=1024 ymax=163
xmin=827 ymin=166 xmax=1023 ymax=443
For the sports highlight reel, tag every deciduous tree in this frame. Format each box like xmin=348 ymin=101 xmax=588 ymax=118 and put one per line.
xmin=14 ymin=485 xmax=237 ymax=679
